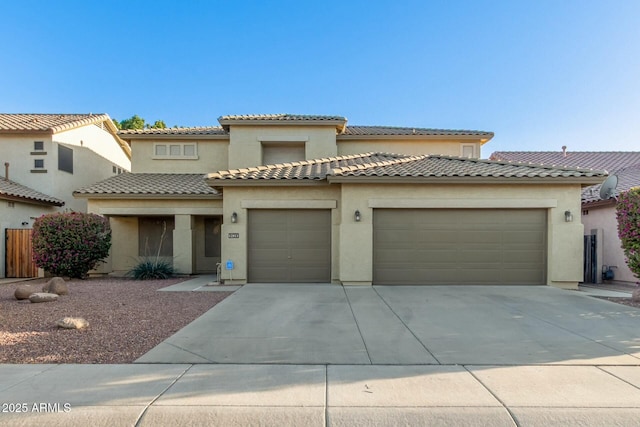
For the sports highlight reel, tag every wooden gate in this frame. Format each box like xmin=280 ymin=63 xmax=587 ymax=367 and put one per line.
xmin=5 ymin=229 xmax=37 ymax=278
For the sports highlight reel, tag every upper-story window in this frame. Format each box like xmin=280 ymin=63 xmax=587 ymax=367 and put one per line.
xmin=461 ymin=144 xmax=476 ymax=158
xmin=33 ymin=141 xmax=44 ymax=151
xmin=153 ymin=143 xmax=198 ymax=159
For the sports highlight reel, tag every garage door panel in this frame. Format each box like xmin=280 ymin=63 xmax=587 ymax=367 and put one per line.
xmin=249 ymin=210 xmax=331 ymax=283
xmin=374 ymin=209 xmax=547 ymax=285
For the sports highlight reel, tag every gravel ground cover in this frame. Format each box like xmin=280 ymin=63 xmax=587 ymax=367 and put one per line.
xmin=0 ymin=277 xmax=231 ymax=363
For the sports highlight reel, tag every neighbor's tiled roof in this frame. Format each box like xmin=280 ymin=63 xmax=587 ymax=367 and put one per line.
xmin=0 ymin=179 xmax=65 ymax=206
xmin=206 ymin=152 xmax=606 ymax=183
xmin=73 ymin=173 xmax=220 ymax=196
xmin=119 ymin=126 xmax=226 ymax=136
xmin=342 ymin=126 xmax=493 ymax=138
xmin=582 ymin=163 xmax=640 ymax=204
xmin=0 ymin=113 xmax=112 ymax=133
xmin=489 ymin=151 xmax=640 ymax=172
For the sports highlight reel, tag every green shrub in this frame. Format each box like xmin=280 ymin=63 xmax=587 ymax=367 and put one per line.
xmin=616 ymin=187 xmax=640 ymax=281
xmin=129 ymin=259 xmax=174 ymax=280
xmin=32 ymin=212 xmax=111 ymax=279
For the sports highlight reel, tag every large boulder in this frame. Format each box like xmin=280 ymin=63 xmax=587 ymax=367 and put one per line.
xmin=42 ymin=277 xmax=68 ymax=296
xmin=14 ymin=284 xmax=39 ymax=300
xmin=56 ymin=317 xmax=89 ymax=330
xmin=29 ymin=293 xmax=59 ymax=303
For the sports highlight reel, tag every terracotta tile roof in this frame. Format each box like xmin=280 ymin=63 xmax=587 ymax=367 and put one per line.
xmin=0 ymin=179 xmax=64 ymax=206
xmin=206 ymin=152 xmax=606 ymax=184
xmin=582 ymin=163 xmax=640 ymax=204
xmin=219 ymin=114 xmax=347 ymax=122
xmin=73 ymin=173 xmax=220 ymax=197
xmin=0 ymin=113 xmax=112 ymax=133
xmin=489 ymin=151 xmax=640 ymax=172
xmin=342 ymin=126 xmax=493 ymax=138
xmin=119 ymin=127 xmax=226 ymax=136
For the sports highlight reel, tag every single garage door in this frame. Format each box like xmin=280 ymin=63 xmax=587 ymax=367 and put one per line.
xmin=248 ymin=209 xmax=331 ymax=282
xmin=373 ymin=209 xmax=546 ymax=285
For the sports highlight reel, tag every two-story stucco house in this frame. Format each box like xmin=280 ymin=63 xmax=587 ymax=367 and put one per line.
xmin=0 ymin=113 xmax=131 ymax=278
xmin=75 ymin=114 xmax=605 ymax=289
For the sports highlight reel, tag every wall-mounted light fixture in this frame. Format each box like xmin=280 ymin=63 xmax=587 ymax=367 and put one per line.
xmin=231 ymin=212 xmax=238 ymax=223
xmin=21 ymin=221 xmax=29 ymax=226
xmin=564 ymin=210 xmax=573 ymax=222
xmin=354 ymin=210 xmax=361 ymax=222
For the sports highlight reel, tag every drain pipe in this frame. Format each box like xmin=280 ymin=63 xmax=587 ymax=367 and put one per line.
xmin=3 ymin=162 xmax=8 ymax=180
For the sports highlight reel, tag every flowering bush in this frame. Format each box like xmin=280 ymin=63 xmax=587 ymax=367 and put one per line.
xmin=32 ymin=212 xmax=111 ymax=279
xmin=616 ymin=187 xmax=640 ymax=281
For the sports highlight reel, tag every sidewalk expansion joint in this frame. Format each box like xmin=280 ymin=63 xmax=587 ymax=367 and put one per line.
xmin=341 ymin=286 xmax=373 ymax=365
xmin=596 ymin=365 xmax=640 ymax=391
xmin=134 ymin=364 xmax=194 ymax=427
xmin=464 ymin=365 xmax=520 ymax=427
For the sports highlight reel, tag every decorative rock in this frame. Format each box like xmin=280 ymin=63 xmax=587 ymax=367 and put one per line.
xmin=14 ymin=284 xmax=39 ymax=300
xmin=632 ymin=289 xmax=640 ymax=303
xmin=56 ymin=317 xmax=89 ymax=330
xmin=29 ymin=293 xmax=59 ymax=303
xmin=42 ymin=277 xmax=68 ymax=295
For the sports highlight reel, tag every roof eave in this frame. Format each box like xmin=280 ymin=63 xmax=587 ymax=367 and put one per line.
xmin=0 ymin=193 xmax=64 ymax=207
xmin=72 ymin=192 xmax=221 ymax=200
xmin=326 ymin=176 xmax=606 ymax=185
xmin=119 ymin=133 xmax=229 ymax=141
xmin=337 ymin=133 xmax=494 ymax=143
xmin=218 ymin=119 xmax=347 ymax=133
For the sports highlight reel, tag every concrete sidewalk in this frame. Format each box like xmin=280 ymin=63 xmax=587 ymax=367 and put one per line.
xmin=2 ymin=363 xmax=640 ymax=426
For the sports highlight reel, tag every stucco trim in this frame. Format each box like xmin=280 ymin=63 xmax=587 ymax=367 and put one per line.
xmin=258 ymin=136 xmax=310 ymax=142
xmin=98 ymin=207 xmax=223 ymax=216
xmin=241 ymin=200 xmax=337 ymax=209
xmin=368 ymin=198 xmax=558 ymax=208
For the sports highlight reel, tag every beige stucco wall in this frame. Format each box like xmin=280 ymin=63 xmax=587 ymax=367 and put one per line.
xmin=337 ymin=139 xmax=482 ymax=158
xmin=581 ymin=204 xmax=636 ymax=283
xmin=85 ymin=197 xmax=223 ymax=275
xmin=219 ymin=182 xmax=584 ymax=288
xmin=55 ymin=125 xmax=130 ymax=170
xmin=0 ymin=200 xmax=58 ymax=277
xmin=228 ymin=126 xmax=338 ymax=169
xmin=130 ymin=138 xmax=229 ymax=173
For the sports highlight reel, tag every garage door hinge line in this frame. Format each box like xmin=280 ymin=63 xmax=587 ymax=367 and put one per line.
xmin=372 ymin=287 xmax=442 ymax=365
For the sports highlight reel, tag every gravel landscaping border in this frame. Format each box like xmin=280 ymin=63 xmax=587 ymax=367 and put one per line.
xmin=0 ymin=277 xmax=232 ymax=364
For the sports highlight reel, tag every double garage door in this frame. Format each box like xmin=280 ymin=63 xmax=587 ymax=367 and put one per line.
xmin=247 ymin=208 xmax=546 ymax=285
xmin=374 ymin=209 xmax=547 ymax=285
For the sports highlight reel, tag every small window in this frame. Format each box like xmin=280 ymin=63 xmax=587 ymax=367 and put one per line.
xmin=58 ymin=145 xmax=73 ymax=174
xmin=183 ymin=144 xmax=196 ymax=157
xmin=7 ymin=201 xmax=15 ymax=208
xmin=113 ymin=165 xmax=117 ymax=173
xmin=34 ymin=159 xmax=44 ymax=169
xmin=34 ymin=141 xmax=44 ymax=151
xmin=582 ymin=210 xmax=589 ymax=216
xmin=153 ymin=143 xmax=198 ymax=159
xmin=461 ymin=145 xmax=475 ymax=158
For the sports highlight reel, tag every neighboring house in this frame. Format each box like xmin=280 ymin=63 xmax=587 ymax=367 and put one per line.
xmin=0 ymin=113 xmax=131 ymax=278
xmin=490 ymin=149 xmax=640 ymax=284
xmin=0 ymin=177 xmax=64 ymax=278
xmin=75 ymin=114 xmax=604 ymax=289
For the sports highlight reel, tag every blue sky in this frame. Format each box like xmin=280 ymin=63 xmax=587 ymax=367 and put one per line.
xmin=1 ymin=1 xmax=639 ymax=156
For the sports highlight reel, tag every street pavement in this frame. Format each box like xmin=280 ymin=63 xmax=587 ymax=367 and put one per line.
xmin=1 ymin=279 xmax=639 ymax=426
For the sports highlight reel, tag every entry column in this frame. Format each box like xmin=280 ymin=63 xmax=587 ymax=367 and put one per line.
xmin=173 ymin=214 xmax=195 ymax=274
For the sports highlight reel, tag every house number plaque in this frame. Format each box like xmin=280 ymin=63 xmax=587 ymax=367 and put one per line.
xmin=228 ymin=233 xmax=240 ymax=239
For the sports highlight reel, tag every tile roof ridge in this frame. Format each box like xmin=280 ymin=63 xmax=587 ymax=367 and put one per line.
xmin=330 ymin=153 xmax=426 ymax=175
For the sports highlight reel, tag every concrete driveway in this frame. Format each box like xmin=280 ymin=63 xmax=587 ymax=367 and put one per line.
xmin=137 ymin=284 xmax=640 ymax=365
